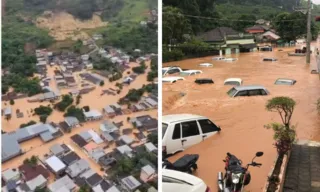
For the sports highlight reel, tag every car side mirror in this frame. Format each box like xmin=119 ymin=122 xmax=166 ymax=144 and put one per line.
xmin=256 ymin=152 xmax=264 ymax=157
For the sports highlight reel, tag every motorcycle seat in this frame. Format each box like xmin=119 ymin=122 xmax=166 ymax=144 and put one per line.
xmin=173 ymin=154 xmax=199 ymax=168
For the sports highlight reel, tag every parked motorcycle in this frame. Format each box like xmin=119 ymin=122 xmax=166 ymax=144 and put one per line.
xmin=217 ymin=152 xmax=263 ymax=192
xmin=163 ymin=154 xmax=199 ymax=174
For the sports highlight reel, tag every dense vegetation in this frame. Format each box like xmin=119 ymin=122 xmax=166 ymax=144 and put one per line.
xmin=119 ymin=83 xmax=157 ymax=104
xmin=147 ymin=56 xmax=158 ymax=82
xmin=132 ymin=61 xmax=147 ymax=74
xmin=64 ymin=105 xmax=85 ymax=122
xmin=34 ymin=105 xmax=53 ymax=116
xmin=20 ymin=120 xmax=37 ymax=128
xmin=2 ymin=74 xmax=43 ymax=96
xmin=54 ymin=95 xmax=74 ymax=112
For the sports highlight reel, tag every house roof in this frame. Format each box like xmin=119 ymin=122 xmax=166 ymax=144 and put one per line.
xmin=104 ymin=105 xmax=115 ymax=114
xmin=145 ymin=142 xmax=157 ymax=152
xmin=19 ymin=164 xmax=50 ymax=181
xmin=26 ymin=175 xmax=47 ymax=191
xmin=100 ymin=121 xmax=119 ymax=133
xmin=142 ymin=165 xmax=156 ymax=176
xmin=64 ymin=116 xmax=79 ymax=127
xmin=112 ymin=103 xmax=121 ymax=109
xmin=107 ymin=185 xmax=121 ymax=192
xmin=79 ymin=169 xmax=95 ymax=179
xmin=61 ymin=151 xmax=81 ymax=166
xmin=246 ymin=25 xmax=269 ymax=31
xmin=145 ymin=98 xmax=157 ymax=106
xmin=198 ymin=27 xmax=239 ymax=42
xmin=4 ymin=107 xmax=11 ymax=115
xmin=86 ymin=173 xmax=103 ymax=187
xmin=121 ymin=176 xmax=141 ymax=190
xmin=46 ymin=156 xmax=66 ymax=173
xmin=84 ymin=110 xmax=102 ymax=118
xmin=88 ymin=148 xmax=106 ymax=162
xmin=84 ymin=142 xmax=99 ymax=152
xmin=1 ymin=134 xmax=21 ymax=162
xmin=101 ymin=132 xmax=114 ymax=141
xmin=135 ymin=115 xmax=158 ymax=130
xmin=117 ymin=145 xmax=133 ymax=155
xmin=120 ymin=135 xmax=134 ymax=145
xmin=260 ymin=31 xmax=280 ymax=40
xmin=2 ymin=169 xmax=20 ymax=182
xmin=88 ymin=129 xmax=104 ymax=144
xmin=80 ymin=131 xmax=93 ymax=141
xmin=48 ymin=175 xmax=76 ymax=192
xmin=66 ymin=159 xmax=90 ymax=178
xmin=71 ymin=134 xmax=88 ymax=148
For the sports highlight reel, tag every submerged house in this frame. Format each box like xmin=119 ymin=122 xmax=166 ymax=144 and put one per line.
xmin=197 ymin=27 xmax=257 ymax=55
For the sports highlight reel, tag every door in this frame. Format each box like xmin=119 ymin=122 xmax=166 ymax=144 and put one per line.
xmin=181 ymin=121 xmax=202 ymax=150
xmin=166 ymin=123 xmax=184 ymax=154
xmin=198 ymin=119 xmax=221 ymax=140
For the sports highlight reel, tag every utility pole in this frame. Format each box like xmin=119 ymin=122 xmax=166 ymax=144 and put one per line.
xmin=306 ymin=0 xmax=311 ymax=64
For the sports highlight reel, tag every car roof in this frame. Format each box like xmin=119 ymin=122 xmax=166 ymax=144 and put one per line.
xmin=163 ymin=66 xmax=180 ymax=70
xmin=233 ymin=85 xmax=267 ymax=91
xmin=162 ymin=77 xmax=185 ymax=81
xmin=162 ymin=114 xmax=206 ymax=124
xmin=199 ymin=63 xmax=212 ymax=65
xmin=181 ymin=70 xmax=202 ymax=73
xmin=162 ymin=169 xmax=204 ymax=186
xmin=224 ymin=78 xmax=242 ymax=83
xmin=275 ymin=78 xmax=295 ymax=82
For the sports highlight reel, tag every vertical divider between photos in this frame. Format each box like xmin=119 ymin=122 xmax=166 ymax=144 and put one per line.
xmin=157 ymin=0 xmax=163 ymax=191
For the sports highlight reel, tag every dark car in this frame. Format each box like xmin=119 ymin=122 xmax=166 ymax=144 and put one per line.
xmin=195 ymin=78 xmax=214 ymax=84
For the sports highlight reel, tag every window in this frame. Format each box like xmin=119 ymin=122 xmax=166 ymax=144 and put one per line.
xmin=227 ymin=88 xmax=237 ymax=97
xmin=235 ymin=90 xmax=248 ymax=97
xmin=162 ymin=123 xmax=168 ymax=138
xmin=260 ymin=89 xmax=268 ymax=95
xmin=248 ymin=89 xmax=261 ymax=96
xmin=181 ymin=121 xmax=200 ymax=138
xmin=168 ymin=68 xmax=180 ymax=74
xmin=172 ymin=124 xmax=181 ymax=140
xmin=198 ymin=119 xmax=220 ymax=133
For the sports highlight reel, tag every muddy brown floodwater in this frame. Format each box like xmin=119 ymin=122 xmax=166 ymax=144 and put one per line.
xmin=163 ymin=46 xmax=320 ymax=191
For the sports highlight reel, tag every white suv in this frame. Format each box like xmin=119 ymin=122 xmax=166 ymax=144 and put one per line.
xmin=163 ymin=67 xmax=183 ymax=76
xmin=163 ymin=169 xmax=211 ymax=192
xmin=162 ymin=114 xmax=221 ymax=156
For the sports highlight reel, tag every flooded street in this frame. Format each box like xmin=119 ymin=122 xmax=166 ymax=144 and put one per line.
xmin=163 ymin=46 xmax=320 ymax=191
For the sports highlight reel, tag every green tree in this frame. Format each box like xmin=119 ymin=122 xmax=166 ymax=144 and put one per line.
xmin=40 ymin=115 xmax=48 ymax=123
xmin=73 ymin=39 xmax=83 ymax=53
xmin=64 ymin=105 xmax=85 ymax=122
xmin=78 ymin=184 xmax=90 ymax=192
xmin=265 ymin=96 xmax=296 ymax=156
xmin=10 ymin=99 xmax=15 ymax=105
xmin=115 ymin=157 xmax=134 ymax=175
xmin=20 ymin=120 xmax=37 ymax=128
xmin=54 ymin=95 xmax=74 ymax=112
xmin=100 ymin=80 xmax=105 ymax=86
xmin=234 ymin=14 xmax=256 ymax=31
xmin=34 ymin=105 xmax=53 ymax=116
xmin=147 ymin=132 xmax=158 ymax=146
xmin=163 ymin=6 xmax=192 ymax=44
xmin=76 ymin=94 xmax=82 ymax=105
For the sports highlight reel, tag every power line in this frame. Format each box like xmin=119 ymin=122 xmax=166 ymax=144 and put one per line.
xmin=163 ymin=12 xmax=319 ymax=22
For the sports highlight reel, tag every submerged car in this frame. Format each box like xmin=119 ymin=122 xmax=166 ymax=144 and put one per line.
xmin=227 ymin=85 xmax=269 ymax=97
xmin=263 ymin=58 xmax=277 ymax=61
xmin=180 ymin=70 xmax=203 ymax=76
xmin=224 ymin=78 xmax=243 ymax=86
xmin=198 ymin=63 xmax=213 ymax=67
xmin=162 ymin=114 xmax=221 ymax=155
xmin=224 ymin=58 xmax=238 ymax=62
xmin=274 ymin=78 xmax=296 ymax=85
xmin=212 ymin=57 xmax=225 ymax=61
xmin=163 ymin=67 xmax=183 ymax=76
xmin=163 ymin=77 xmax=185 ymax=83
xmin=163 ymin=169 xmax=211 ymax=192
xmin=195 ymin=78 xmax=214 ymax=84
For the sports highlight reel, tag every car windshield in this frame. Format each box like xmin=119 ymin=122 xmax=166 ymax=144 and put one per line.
xmin=224 ymin=81 xmax=240 ymax=86
xmin=162 ymin=69 xmax=167 ymax=75
xmin=275 ymin=80 xmax=292 ymax=85
xmin=162 ymin=123 xmax=168 ymax=138
xmin=227 ymin=87 xmax=237 ymax=97
xmin=180 ymin=72 xmax=190 ymax=76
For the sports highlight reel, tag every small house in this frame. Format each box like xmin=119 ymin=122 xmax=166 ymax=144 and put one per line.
xmin=101 ymin=132 xmax=114 ymax=144
xmin=45 ymin=156 xmax=66 ymax=176
xmin=70 ymin=134 xmax=88 ymax=148
xmin=48 ymin=175 xmax=76 ymax=192
xmin=61 ymin=151 xmax=81 ymax=166
xmin=50 ymin=143 xmax=70 ymax=157
xmin=103 ymin=105 xmax=116 ymax=118
xmin=131 ymin=115 xmax=158 ymax=132
xmin=111 ymin=103 xmax=122 ymax=114
xmin=131 ymin=104 xmax=145 ymax=112
xmin=140 ymin=165 xmax=156 ymax=183
xmin=79 ymin=131 xmax=93 ymax=142
xmin=145 ymin=142 xmax=157 ymax=153
xmin=64 ymin=116 xmax=80 ymax=128
xmin=119 ymin=135 xmax=134 ymax=145
xmin=4 ymin=107 xmax=12 ymax=119
xmin=84 ymin=110 xmax=103 ymax=121
xmin=144 ymin=98 xmax=158 ymax=108
xmin=100 ymin=120 xmax=119 ymax=133
xmin=121 ymin=176 xmax=141 ymax=192
xmin=66 ymin=159 xmax=90 ymax=178
xmin=2 ymin=169 xmax=21 ymax=183
xmin=116 ymin=145 xmax=133 ymax=158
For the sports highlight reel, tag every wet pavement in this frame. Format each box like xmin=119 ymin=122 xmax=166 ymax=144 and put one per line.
xmin=163 ymin=46 xmax=320 ymax=191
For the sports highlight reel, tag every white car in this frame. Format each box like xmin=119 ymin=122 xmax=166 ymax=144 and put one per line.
xmin=224 ymin=78 xmax=243 ymax=86
xmin=224 ymin=58 xmax=238 ymax=62
xmin=180 ymin=70 xmax=203 ymax=76
xmin=212 ymin=56 xmax=225 ymax=61
xmin=162 ymin=114 xmax=221 ymax=155
xmin=163 ymin=67 xmax=183 ymax=76
xmin=163 ymin=76 xmax=185 ymax=83
xmin=163 ymin=169 xmax=211 ymax=192
xmin=198 ymin=63 xmax=213 ymax=67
